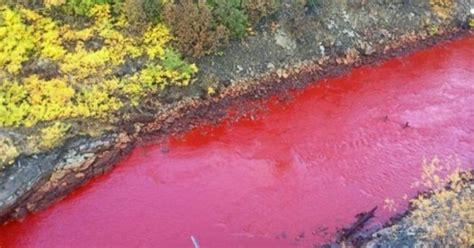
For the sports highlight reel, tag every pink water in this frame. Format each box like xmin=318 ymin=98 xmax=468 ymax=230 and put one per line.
xmin=1 ymin=36 xmax=473 ymax=247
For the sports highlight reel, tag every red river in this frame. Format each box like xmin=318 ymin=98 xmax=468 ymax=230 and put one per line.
xmin=1 ymin=36 xmax=473 ymax=247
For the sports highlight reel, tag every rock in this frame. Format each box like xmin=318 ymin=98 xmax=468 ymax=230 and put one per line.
xmin=362 ymin=42 xmax=375 ymax=56
xmin=75 ymin=173 xmax=85 ymax=178
xmin=274 ymin=29 xmax=297 ymax=52
xmin=221 ymin=79 xmax=231 ymax=87
xmin=276 ymin=69 xmax=288 ymax=78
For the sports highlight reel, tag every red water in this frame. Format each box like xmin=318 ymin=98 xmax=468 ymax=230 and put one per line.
xmin=1 ymin=36 xmax=473 ymax=247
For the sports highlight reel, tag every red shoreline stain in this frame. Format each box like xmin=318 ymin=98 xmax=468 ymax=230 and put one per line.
xmin=1 ymin=36 xmax=473 ymax=247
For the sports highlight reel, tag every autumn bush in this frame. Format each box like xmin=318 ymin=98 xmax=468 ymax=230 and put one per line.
xmin=163 ymin=0 xmax=229 ymax=57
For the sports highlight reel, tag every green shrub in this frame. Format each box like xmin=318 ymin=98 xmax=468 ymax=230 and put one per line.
xmin=162 ymin=47 xmax=197 ymax=77
xmin=143 ymin=0 xmax=165 ymax=22
xmin=208 ymin=0 xmax=248 ymax=38
xmin=123 ymin=0 xmax=164 ymax=25
xmin=65 ymin=0 xmax=121 ymax=15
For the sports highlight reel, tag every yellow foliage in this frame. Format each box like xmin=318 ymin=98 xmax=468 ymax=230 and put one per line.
xmin=0 ymin=4 xmax=198 ymax=131
xmin=382 ymin=157 xmax=473 ymax=246
xmin=61 ymin=26 xmax=94 ymax=41
xmin=88 ymin=4 xmax=111 ymax=23
xmin=430 ymin=0 xmax=454 ymax=19
xmin=0 ymin=75 xmax=122 ymax=127
xmin=0 ymin=3 xmax=199 ymax=157
xmin=20 ymin=8 xmax=66 ymax=60
xmin=0 ymin=136 xmax=18 ymax=167
xmin=143 ymin=24 xmax=171 ymax=59
xmin=37 ymin=122 xmax=71 ymax=149
xmin=207 ymin=86 xmax=216 ymax=95
xmin=409 ymin=169 xmax=473 ymax=245
xmin=43 ymin=0 xmax=66 ymax=8
xmin=391 ymin=157 xmax=474 ymax=246
xmin=75 ymin=85 xmax=122 ymax=117
xmin=0 ymin=7 xmax=35 ymax=74
xmin=61 ymin=43 xmax=112 ymax=80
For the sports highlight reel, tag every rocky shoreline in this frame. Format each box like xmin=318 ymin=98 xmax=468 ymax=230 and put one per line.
xmin=1 ymin=0 xmax=472 ymax=228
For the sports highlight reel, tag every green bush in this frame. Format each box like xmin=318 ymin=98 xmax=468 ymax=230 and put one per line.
xmin=208 ymin=0 xmax=248 ymax=38
xmin=123 ymin=0 xmax=165 ymax=26
xmin=162 ymin=47 xmax=196 ymax=76
xmin=142 ymin=0 xmax=165 ymax=22
xmin=65 ymin=0 xmax=121 ymax=15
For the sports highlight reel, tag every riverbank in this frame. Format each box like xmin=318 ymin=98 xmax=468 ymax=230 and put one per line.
xmin=363 ymin=174 xmax=473 ymax=247
xmin=1 ymin=0 xmax=473 ymax=224
xmin=332 ymin=168 xmax=473 ymax=247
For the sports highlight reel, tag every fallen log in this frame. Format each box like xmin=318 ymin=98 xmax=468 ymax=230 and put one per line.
xmin=337 ymin=206 xmax=377 ymax=242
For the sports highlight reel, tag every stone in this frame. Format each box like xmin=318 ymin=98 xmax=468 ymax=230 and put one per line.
xmin=274 ymin=29 xmax=297 ymax=52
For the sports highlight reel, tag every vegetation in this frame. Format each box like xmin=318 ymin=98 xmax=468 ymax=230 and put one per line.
xmin=408 ymin=157 xmax=473 ymax=245
xmin=123 ymin=0 xmax=166 ymax=26
xmin=430 ymin=0 xmax=454 ymax=19
xmin=0 ymin=4 xmax=197 ymax=129
xmin=163 ymin=0 xmax=229 ymax=57
xmin=64 ymin=0 xmax=119 ymax=15
xmin=208 ymin=0 xmax=248 ymax=38
xmin=383 ymin=157 xmax=473 ymax=246
xmin=0 ymin=136 xmax=18 ymax=166
xmin=37 ymin=121 xmax=71 ymax=149
xmin=163 ymin=0 xmax=286 ymax=57
xmin=0 ymin=3 xmax=199 ymax=168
